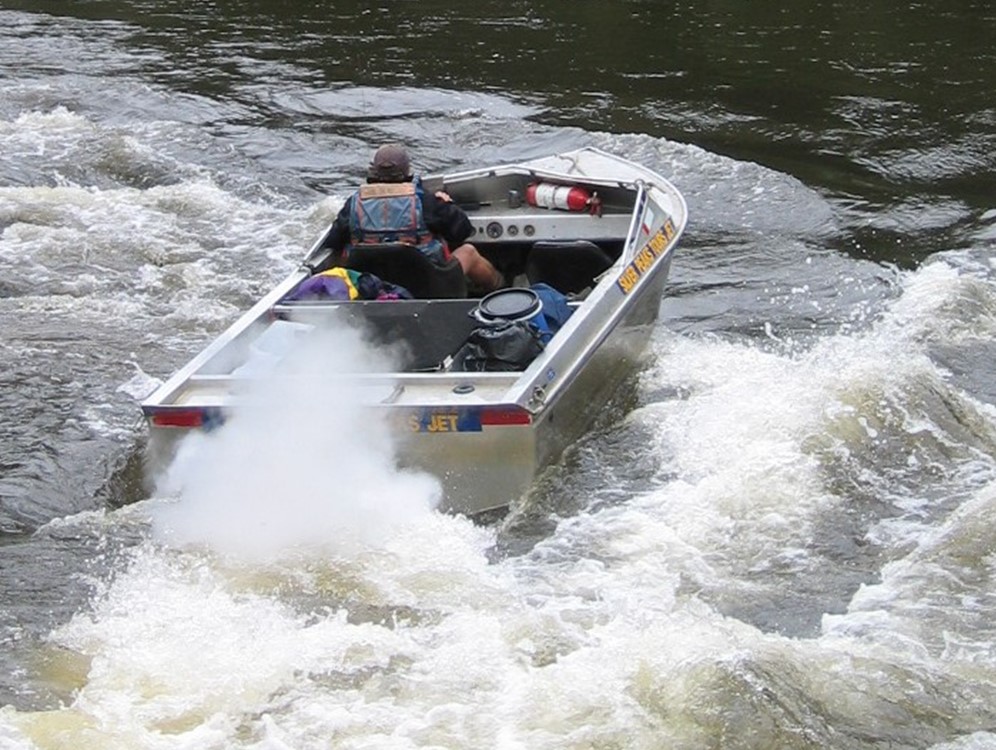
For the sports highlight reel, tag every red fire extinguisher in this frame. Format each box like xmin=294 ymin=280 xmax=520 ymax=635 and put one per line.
xmin=525 ymin=183 xmax=601 ymax=215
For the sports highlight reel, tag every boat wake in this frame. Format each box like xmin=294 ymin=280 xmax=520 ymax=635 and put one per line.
xmin=3 ymin=47 xmax=996 ymax=744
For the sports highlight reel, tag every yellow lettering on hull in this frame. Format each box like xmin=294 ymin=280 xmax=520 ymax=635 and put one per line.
xmin=616 ymin=218 xmax=677 ymax=295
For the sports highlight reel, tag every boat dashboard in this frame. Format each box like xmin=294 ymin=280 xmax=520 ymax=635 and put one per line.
xmin=462 ymin=208 xmax=633 ymax=246
xmin=435 ymin=168 xmax=640 ymax=247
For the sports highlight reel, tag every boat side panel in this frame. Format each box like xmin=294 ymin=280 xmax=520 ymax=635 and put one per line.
xmin=531 ymin=257 xmax=671 ymax=470
xmin=395 ymin=424 xmax=538 ymax=515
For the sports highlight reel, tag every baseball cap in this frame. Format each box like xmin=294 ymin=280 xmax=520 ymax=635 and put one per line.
xmin=368 ymin=144 xmax=412 ymax=182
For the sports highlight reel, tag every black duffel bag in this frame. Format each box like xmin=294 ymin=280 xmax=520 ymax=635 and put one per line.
xmin=452 ymin=321 xmax=545 ymax=372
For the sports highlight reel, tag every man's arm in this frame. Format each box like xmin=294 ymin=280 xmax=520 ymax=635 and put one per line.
xmin=321 ymin=199 xmax=353 ymax=253
xmin=424 ymin=192 xmax=474 ymax=247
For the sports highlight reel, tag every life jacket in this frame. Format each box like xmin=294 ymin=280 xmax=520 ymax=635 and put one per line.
xmin=347 ymin=179 xmax=448 ymax=264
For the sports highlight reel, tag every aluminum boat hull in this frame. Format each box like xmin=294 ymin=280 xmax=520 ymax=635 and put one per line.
xmin=142 ymin=148 xmax=687 ymax=515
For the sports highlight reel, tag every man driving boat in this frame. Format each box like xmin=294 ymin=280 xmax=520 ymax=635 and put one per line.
xmin=320 ymin=144 xmax=503 ymax=293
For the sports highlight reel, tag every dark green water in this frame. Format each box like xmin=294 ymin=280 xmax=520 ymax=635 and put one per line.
xmin=9 ymin=1 xmax=994 ymax=254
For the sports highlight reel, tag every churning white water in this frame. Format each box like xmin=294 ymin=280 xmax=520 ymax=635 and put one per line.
xmin=3 ymin=19 xmax=996 ymax=742
xmin=2 ymin=246 xmax=995 ymax=749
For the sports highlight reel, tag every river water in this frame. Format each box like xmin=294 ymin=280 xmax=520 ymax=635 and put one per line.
xmin=1 ymin=1 xmax=995 ymax=748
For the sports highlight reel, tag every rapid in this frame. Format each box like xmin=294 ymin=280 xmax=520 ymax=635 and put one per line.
xmin=1 ymin=2 xmax=995 ymax=748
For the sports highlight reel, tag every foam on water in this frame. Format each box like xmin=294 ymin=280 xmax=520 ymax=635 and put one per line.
xmin=3 ymin=82 xmax=996 ymax=746
xmin=2 ymin=249 xmax=995 ymax=748
xmin=0 ymin=107 xmax=330 ymax=341
xmin=0 ymin=105 xmax=341 ymax=334
xmin=0 ymin=101 xmax=347 ymax=534
xmin=4 ymin=4 xmax=995 ymax=744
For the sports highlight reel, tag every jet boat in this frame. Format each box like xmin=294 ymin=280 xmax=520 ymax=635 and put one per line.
xmin=141 ymin=147 xmax=687 ymax=515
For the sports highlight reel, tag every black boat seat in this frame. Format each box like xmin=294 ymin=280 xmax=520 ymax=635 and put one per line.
xmin=344 ymin=243 xmax=467 ymax=299
xmin=525 ymin=240 xmax=614 ymax=295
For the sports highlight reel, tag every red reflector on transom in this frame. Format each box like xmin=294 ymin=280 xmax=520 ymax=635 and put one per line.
xmin=150 ymin=410 xmax=204 ymax=428
xmin=480 ymin=407 xmax=532 ymax=426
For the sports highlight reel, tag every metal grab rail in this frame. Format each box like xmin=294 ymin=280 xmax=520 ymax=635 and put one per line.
xmin=621 ymin=181 xmax=649 ymax=263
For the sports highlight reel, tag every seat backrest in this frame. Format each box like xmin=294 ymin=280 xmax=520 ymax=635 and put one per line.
xmin=525 ymin=240 xmax=614 ymax=295
xmin=345 ymin=243 xmax=467 ymax=299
